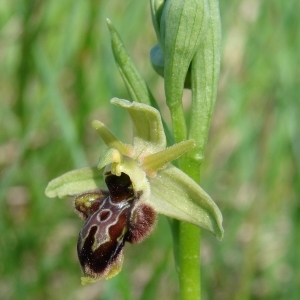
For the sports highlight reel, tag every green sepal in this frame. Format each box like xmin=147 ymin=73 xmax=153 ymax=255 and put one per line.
xmin=148 ymin=165 xmax=224 ymax=239
xmin=111 ymin=98 xmax=166 ymax=154
xmin=45 ymin=167 xmax=104 ymax=198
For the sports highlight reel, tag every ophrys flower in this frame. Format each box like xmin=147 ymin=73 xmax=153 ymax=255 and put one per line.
xmin=45 ymin=98 xmax=223 ymax=284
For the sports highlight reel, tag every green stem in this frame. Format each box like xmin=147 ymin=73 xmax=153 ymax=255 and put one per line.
xmin=169 ymin=105 xmax=202 ymax=300
xmin=178 ymin=156 xmax=202 ymax=300
xmin=179 ymin=222 xmax=201 ymax=299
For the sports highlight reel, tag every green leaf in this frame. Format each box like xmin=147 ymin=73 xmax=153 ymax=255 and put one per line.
xmin=45 ymin=167 xmax=104 ymax=198
xmin=149 ymin=165 xmax=224 ymax=239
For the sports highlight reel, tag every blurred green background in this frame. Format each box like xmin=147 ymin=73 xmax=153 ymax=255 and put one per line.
xmin=0 ymin=0 xmax=299 ymax=299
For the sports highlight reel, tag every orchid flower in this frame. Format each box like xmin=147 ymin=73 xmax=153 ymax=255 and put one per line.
xmin=45 ymin=98 xmax=223 ymax=284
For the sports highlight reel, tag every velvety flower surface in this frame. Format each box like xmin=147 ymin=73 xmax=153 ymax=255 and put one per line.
xmin=45 ymin=98 xmax=223 ymax=284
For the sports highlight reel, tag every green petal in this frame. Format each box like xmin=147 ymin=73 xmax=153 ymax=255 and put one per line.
xmin=92 ymin=120 xmax=135 ymax=157
xmin=111 ymin=98 xmax=166 ymax=154
xmin=140 ymin=139 xmax=195 ymax=177
xmin=45 ymin=167 xmax=104 ymax=199
xmin=148 ymin=165 xmax=224 ymax=239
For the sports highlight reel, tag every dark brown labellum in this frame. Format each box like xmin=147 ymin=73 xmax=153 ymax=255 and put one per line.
xmin=75 ymin=172 xmax=156 ymax=281
xmin=75 ymin=190 xmax=109 ymax=220
xmin=126 ymin=202 xmax=157 ymax=244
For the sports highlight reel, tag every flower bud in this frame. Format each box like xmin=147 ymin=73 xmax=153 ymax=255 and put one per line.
xmin=150 ymin=0 xmax=210 ymax=106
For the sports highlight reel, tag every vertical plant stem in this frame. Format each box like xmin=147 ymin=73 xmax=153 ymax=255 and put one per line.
xmin=169 ymin=110 xmax=201 ymax=300
xmin=179 ymin=223 xmax=201 ymax=299
xmin=177 ymin=156 xmax=202 ymax=300
xmin=167 ymin=83 xmax=201 ymax=299
xmin=170 ymin=1 xmax=221 ymax=298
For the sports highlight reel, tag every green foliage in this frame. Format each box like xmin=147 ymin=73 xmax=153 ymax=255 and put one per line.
xmin=0 ymin=0 xmax=299 ymax=299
